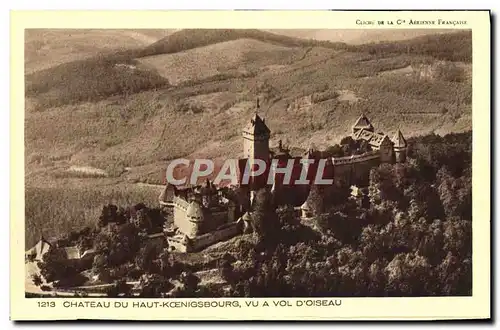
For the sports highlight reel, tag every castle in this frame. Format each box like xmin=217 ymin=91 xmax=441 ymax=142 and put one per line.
xmin=159 ymin=106 xmax=407 ymax=252
xmin=159 ymin=180 xmax=248 ymax=252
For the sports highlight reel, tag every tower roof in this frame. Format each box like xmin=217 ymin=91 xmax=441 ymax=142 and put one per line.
xmin=27 ymin=237 xmax=51 ymax=261
xmin=392 ymin=130 xmax=407 ymax=148
xmin=353 ymin=114 xmax=374 ymax=130
xmin=243 ymin=113 xmax=271 ymax=136
xmin=159 ymin=183 xmax=175 ymax=203
xmin=300 ymin=199 xmax=310 ymax=210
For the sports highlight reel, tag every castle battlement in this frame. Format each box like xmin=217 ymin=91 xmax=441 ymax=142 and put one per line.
xmin=331 ymin=150 xmax=381 ymax=165
xmin=172 ymin=196 xmax=190 ymax=211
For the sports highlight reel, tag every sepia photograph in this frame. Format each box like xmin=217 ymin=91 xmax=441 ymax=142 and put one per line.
xmin=22 ymin=26 xmax=476 ymax=300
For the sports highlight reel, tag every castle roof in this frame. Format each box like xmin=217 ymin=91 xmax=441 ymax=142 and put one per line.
xmin=64 ymin=246 xmax=81 ymax=260
xmin=357 ymin=128 xmax=375 ymax=142
xmin=243 ymin=113 xmax=271 ymax=136
xmin=300 ymin=199 xmax=310 ymax=210
xmin=353 ymin=114 xmax=374 ymax=131
xmin=352 ymin=128 xmax=364 ymax=140
xmin=369 ymin=133 xmax=386 ymax=147
xmin=392 ymin=130 xmax=407 ymax=148
xmin=26 ymin=237 xmax=51 ymax=261
xmin=354 ymin=127 xmax=392 ymax=149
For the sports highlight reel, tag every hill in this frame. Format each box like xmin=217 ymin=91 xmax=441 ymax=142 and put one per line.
xmin=137 ymin=38 xmax=308 ymax=85
xmin=138 ymin=29 xmax=349 ymax=58
xmin=264 ymin=29 xmax=454 ymax=44
xmin=25 ymin=29 xmax=178 ymax=74
xmin=27 ymin=29 xmax=339 ymax=109
xmin=25 ymin=54 xmax=170 ymax=111
xmin=349 ymin=30 xmax=472 ymax=62
xmin=25 ymin=30 xmax=471 ymax=111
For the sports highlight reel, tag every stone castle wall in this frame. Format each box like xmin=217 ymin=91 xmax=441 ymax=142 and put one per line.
xmin=167 ymin=222 xmax=242 ymax=253
xmin=200 ymin=210 xmax=228 ymax=234
xmin=190 ymin=222 xmax=242 ymax=252
xmin=331 ymin=150 xmax=381 ymax=187
xmin=331 ymin=150 xmax=380 ymax=165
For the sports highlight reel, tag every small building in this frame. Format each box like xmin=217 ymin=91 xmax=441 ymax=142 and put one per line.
xmin=350 ymin=185 xmax=363 ymax=198
xmin=63 ymin=246 xmax=82 ymax=260
xmin=238 ymin=212 xmax=254 ymax=234
xmin=300 ymin=200 xmax=314 ymax=219
xmin=349 ymin=185 xmax=370 ymax=208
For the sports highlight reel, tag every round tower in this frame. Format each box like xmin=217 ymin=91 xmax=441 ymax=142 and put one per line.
xmin=185 ymin=201 xmax=204 ymax=238
xmin=392 ymin=130 xmax=407 ymax=163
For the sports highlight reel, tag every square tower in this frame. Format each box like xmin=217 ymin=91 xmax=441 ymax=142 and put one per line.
xmin=242 ymin=110 xmax=270 ymax=164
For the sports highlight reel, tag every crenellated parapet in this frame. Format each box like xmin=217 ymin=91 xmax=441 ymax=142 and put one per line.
xmin=331 ymin=150 xmax=381 ymax=165
xmin=172 ymin=196 xmax=190 ymax=211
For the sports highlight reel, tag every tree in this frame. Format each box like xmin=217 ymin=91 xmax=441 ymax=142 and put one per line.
xmin=305 ymin=185 xmax=325 ymax=232
xmin=417 ymin=219 xmax=445 ymax=265
xmin=92 ymin=253 xmax=108 ymax=273
xmin=159 ymin=250 xmax=182 ymax=278
xmin=437 ymin=167 xmax=472 ymax=220
xmin=31 ymin=274 xmax=43 ymax=287
xmin=138 ymin=273 xmax=174 ymax=298
xmin=133 ymin=208 xmax=153 ymax=231
xmin=251 ymin=188 xmax=280 ymax=248
xmin=325 ymin=144 xmax=344 ymax=157
xmin=384 ymin=252 xmax=433 ymax=296
xmin=443 ymin=219 xmax=472 ymax=259
xmin=173 ymin=271 xmax=201 ymax=297
xmin=436 ymin=252 xmax=472 ymax=295
xmin=37 ymin=247 xmax=77 ymax=283
xmin=358 ymin=140 xmax=372 ymax=154
xmin=135 ymin=242 xmax=161 ymax=274
xmin=340 ymin=136 xmax=357 ymax=155
xmin=220 ymin=253 xmax=237 ymax=283
xmin=93 ymin=223 xmax=141 ymax=269
xmin=106 ymin=279 xmax=132 ymax=297
xmin=98 ymin=204 xmax=119 ymax=227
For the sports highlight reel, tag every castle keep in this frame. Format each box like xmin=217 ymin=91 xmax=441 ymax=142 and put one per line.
xmin=159 ymin=109 xmax=407 ymax=252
